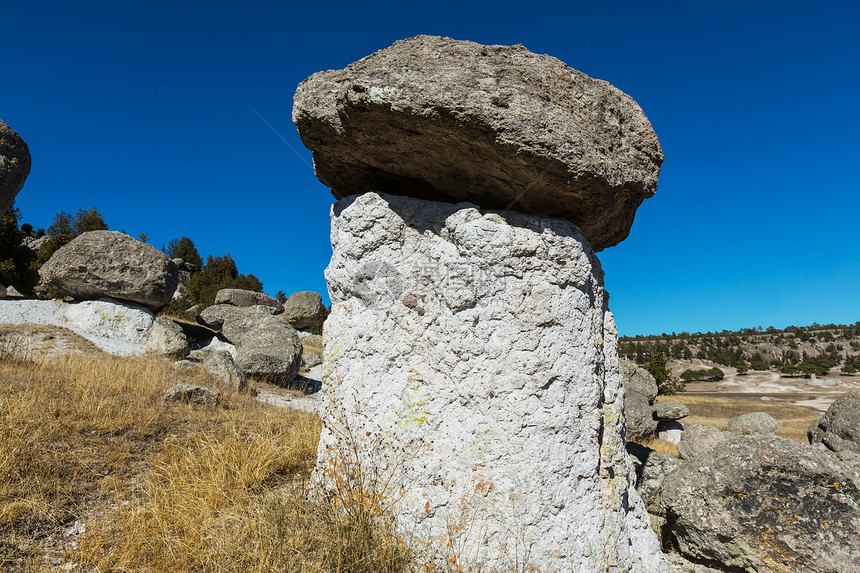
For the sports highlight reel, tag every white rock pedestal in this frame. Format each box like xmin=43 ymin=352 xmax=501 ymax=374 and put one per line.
xmin=315 ymin=193 xmax=666 ymax=573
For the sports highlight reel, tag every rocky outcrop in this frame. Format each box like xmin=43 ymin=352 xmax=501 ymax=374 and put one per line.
xmin=661 ymin=433 xmax=860 ymax=573
xmin=281 ymin=291 xmax=323 ymax=329
xmin=622 ymin=358 xmax=660 ymax=437
xmin=197 ymin=304 xmax=301 ymax=383
xmin=314 ymin=192 xmax=665 ymax=572
xmin=808 ymin=390 xmax=860 ymax=454
xmin=39 ymin=231 xmax=178 ymax=311
xmin=293 ymin=35 xmax=663 ymax=251
xmin=214 ymin=288 xmax=283 ymax=312
xmin=726 ymin=411 xmax=778 ymax=435
xmin=0 ymin=120 xmax=31 ymax=214
xmin=0 ymin=298 xmax=156 ymax=355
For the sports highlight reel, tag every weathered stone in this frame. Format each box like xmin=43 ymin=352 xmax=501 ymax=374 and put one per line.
xmin=39 ymin=231 xmax=178 ymax=310
xmin=726 ymin=411 xmax=778 ymax=435
xmin=173 ymin=359 xmax=198 ymax=373
xmin=621 ymin=357 xmax=659 ymax=437
xmin=203 ymin=350 xmax=247 ymax=392
xmin=5 ymin=286 xmax=23 ymax=298
xmin=0 ymin=120 xmax=31 ymax=215
xmin=676 ymin=424 xmax=726 ymax=461
xmin=144 ymin=316 xmax=188 ymax=358
xmin=235 ymin=316 xmax=302 ymax=383
xmin=293 ymin=36 xmax=663 ymax=251
xmin=0 ymin=297 xmax=156 ymax=355
xmin=653 ymin=401 xmax=689 ymax=421
xmin=162 ymin=383 xmax=219 ymax=406
xmin=301 ymin=351 xmax=321 ymax=370
xmin=315 ymin=193 xmax=665 ymax=572
xmin=657 ymin=420 xmax=684 ymax=444
xmin=626 ymin=442 xmax=680 ymax=516
xmin=197 ymin=304 xmax=278 ymax=333
xmin=281 ymin=291 xmax=323 ymax=329
xmin=198 ymin=305 xmax=301 ymax=384
xmin=662 ymin=433 xmax=860 ymax=573
xmin=214 ymin=288 xmax=283 ymax=312
xmin=808 ymin=390 xmax=860 ymax=453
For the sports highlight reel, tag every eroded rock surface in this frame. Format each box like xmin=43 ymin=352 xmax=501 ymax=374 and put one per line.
xmin=315 ymin=193 xmax=666 ymax=572
xmin=281 ymin=291 xmax=323 ymax=329
xmin=0 ymin=119 xmax=31 ymax=214
xmin=808 ymin=390 xmax=860 ymax=453
xmin=293 ymin=35 xmax=663 ymax=251
xmin=622 ymin=358 xmax=660 ymax=437
xmin=39 ymin=231 xmax=178 ymax=310
xmin=214 ymin=288 xmax=283 ymax=312
xmin=662 ymin=433 xmax=860 ymax=573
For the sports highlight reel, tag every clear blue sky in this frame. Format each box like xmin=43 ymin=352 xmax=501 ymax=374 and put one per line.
xmin=2 ymin=1 xmax=858 ymax=335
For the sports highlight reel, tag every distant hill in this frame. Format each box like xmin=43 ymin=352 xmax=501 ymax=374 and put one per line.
xmin=620 ymin=322 xmax=860 ymax=378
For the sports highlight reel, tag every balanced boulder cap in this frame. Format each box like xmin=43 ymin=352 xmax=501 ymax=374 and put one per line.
xmin=39 ymin=230 xmax=179 ymax=310
xmin=0 ymin=120 xmax=31 ymax=215
xmin=293 ymin=35 xmax=663 ymax=251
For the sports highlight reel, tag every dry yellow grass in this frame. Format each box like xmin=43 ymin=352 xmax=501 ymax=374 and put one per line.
xmin=627 ymin=435 xmax=680 ymax=458
xmin=656 ymin=393 xmax=822 ymax=443
xmin=0 ymin=345 xmax=414 ymax=572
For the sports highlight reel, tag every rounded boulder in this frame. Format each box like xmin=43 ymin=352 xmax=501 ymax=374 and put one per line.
xmin=39 ymin=231 xmax=179 ymax=311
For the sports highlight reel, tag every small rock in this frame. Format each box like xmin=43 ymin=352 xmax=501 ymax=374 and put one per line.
xmin=162 ymin=383 xmax=220 ymax=406
xmin=173 ymin=359 xmax=198 ymax=373
xmin=203 ymin=350 xmax=247 ymax=392
xmin=657 ymin=420 xmax=684 ymax=444
xmin=0 ymin=284 xmax=6 ymax=299
xmin=301 ymin=351 xmax=322 ymax=370
xmin=5 ymin=285 xmax=23 ymax=297
xmin=726 ymin=411 xmax=778 ymax=435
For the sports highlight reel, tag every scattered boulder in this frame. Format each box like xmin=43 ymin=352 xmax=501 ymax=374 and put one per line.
xmin=202 ymin=350 xmax=247 ymax=392
xmin=144 ymin=316 xmax=189 ymax=358
xmin=726 ymin=411 xmax=778 ymax=435
xmin=281 ymin=291 xmax=323 ymax=329
xmin=5 ymin=286 xmax=23 ymax=298
xmin=162 ymin=383 xmax=220 ymax=406
xmin=214 ymin=288 xmax=283 ymax=313
xmin=313 ymin=192 xmax=665 ymax=571
xmin=0 ymin=119 xmax=31 ymax=214
xmin=198 ymin=305 xmax=302 ymax=384
xmin=0 ymin=284 xmax=6 ymax=299
xmin=197 ymin=303 xmax=277 ymax=331
xmin=293 ymin=35 xmax=663 ymax=251
xmin=621 ymin=357 xmax=659 ymax=437
xmin=653 ymin=401 xmax=689 ymax=421
xmin=808 ymin=390 xmax=860 ymax=454
xmin=234 ymin=316 xmax=302 ymax=383
xmin=661 ymin=433 xmax=860 ymax=573
xmin=39 ymin=231 xmax=179 ymax=311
